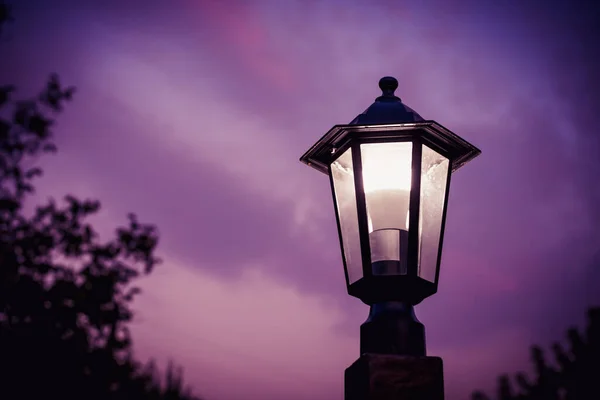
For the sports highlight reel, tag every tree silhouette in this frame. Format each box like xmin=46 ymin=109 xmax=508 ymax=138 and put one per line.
xmin=0 ymin=4 xmax=202 ymax=400
xmin=471 ymin=307 xmax=600 ymax=400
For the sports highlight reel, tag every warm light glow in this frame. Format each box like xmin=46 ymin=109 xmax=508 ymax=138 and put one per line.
xmin=361 ymin=144 xmax=412 ymax=193
xmin=361 ymin=143 xmax=412 ymax=234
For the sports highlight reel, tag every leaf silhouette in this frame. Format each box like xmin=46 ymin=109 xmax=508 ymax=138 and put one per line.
xmin=0 ymin=6 xmax=202 ymax=400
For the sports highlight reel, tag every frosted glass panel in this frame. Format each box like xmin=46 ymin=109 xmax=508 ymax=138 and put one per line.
xmin=331 ymin=148 xmax=363 ymax=284
xmin=360 ymin=142 xmax=412 ymax=276
xmin=418 ymin=145 xmax=449 ymax=282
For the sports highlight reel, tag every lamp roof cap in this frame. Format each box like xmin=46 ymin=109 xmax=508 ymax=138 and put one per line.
xmin=350 ymin=76 xmax=424 ymax=125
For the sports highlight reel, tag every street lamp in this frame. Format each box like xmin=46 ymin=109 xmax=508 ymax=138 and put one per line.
xmin=301 ymin=77 xmax=480 ymax=399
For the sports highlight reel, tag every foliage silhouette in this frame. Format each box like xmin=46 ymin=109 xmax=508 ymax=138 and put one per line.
xmin=471 ymin=307 xmax=600 ymax=400
xmin=0 ymin=6 xmax=202 ymax=400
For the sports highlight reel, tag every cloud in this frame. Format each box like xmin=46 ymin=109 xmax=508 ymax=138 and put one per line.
xmin=131 ymin=259 xmax=356 ymax=400
xmin=6 ymin=1 xmax=600 ymax=399
xmin=191 ymin=0 xmax=298 ymax=93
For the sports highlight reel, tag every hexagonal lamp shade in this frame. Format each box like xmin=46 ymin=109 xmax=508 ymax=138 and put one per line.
xmin=301 ymin=77 xmax=481 ymax=306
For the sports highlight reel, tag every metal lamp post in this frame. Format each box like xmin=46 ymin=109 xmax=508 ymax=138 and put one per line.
xmin=300 ymin=77 xmax=480 ymax=400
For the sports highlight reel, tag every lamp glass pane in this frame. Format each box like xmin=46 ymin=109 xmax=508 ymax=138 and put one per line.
xmin=360 ymin=142 xmax=413 ymax=276
xmin=331 ymin=148 xmax=363 ymax=284
xmin=418 ymin=145 xmax=449 ymax=282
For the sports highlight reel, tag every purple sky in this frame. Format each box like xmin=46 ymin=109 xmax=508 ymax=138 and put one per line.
xmin=3 ymin=0 xmax=600 ymax=399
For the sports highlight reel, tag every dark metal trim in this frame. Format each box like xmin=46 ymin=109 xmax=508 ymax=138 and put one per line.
xmin=351 ymin=143 xmax=373 ymax=279
xmin=329 ymin=140 xmax=353 ymax=165
xmin=300 ymin=121 xmax=481 ymax=175
xmin=354 ymin=136 xmax=414 ymax=145
xmin=407 ymin=140 xmax=422 ymax=277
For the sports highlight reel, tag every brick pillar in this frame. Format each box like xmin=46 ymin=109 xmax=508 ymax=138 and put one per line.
xmin=345 ymin=353 xmax=444 ymax=400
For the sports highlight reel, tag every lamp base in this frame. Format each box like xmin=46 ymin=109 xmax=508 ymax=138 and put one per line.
xmin=345 ymin=354 xmax=444 ymax=400
xmin=360 ymin=302 xmax=425 ymax=356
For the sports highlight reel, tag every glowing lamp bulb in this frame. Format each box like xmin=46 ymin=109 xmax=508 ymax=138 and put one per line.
xmin=362 ymin=159 xmax=412 ymax=194
xmin=360 ymin=143 xmax=413 ymax=275
xmin=361 ymin=145 xmax=412 ymax=233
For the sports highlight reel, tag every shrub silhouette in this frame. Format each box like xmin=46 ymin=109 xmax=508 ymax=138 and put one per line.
xmin=471 ymin=307 xmax=600 ymax=400
xmin=0 ymin=4 xmax=202 ymax=400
